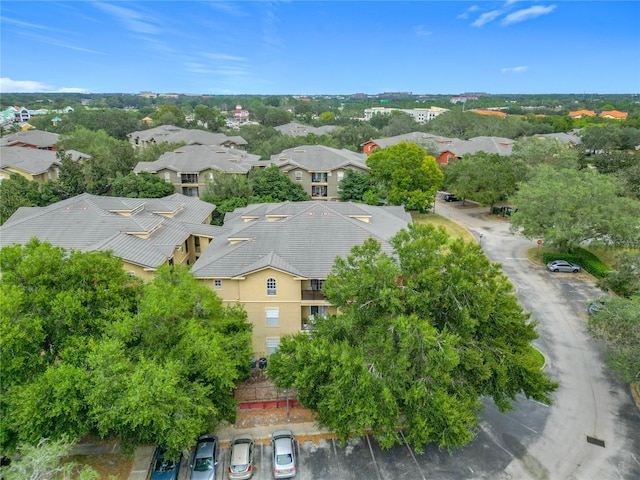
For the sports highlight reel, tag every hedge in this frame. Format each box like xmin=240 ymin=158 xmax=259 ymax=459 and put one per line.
xmin=542 ymin=247 xmax=611 ymax=278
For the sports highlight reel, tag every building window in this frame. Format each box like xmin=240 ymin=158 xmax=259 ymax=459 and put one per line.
xmin=181 ymin=173 xmax=198 ymax=184
xmin=337 ymin=171 xmax=344 ymax=182
xmin=266 ymin=337 xmax=280 ymax=355
xmin=214 ymin=279 xmax=222 ymax=289
xmin=194 ymin=236 xmax=201 ymax=253
xmin=164 ymin=172 xmax=171 ymax=182
xmin=295 ymin=171 xmax=302 ymax=181
xmin=310 ymin=279 xmax=324 ymax=291
xmin=266 ymin=308 xmax=279 ymax=326
xmin=267 ymin=278 xmax=277 ymax=296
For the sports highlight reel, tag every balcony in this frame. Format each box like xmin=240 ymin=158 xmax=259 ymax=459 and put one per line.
xmin=311 ymin=173 xmax=328 ymax=183
xmin=302 ymin=290 xmax=325 ymax=301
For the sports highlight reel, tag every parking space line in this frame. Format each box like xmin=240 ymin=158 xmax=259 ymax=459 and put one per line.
xmin=400 ymin=431 xmax=427 ymax=480
xmin=365 ymin=435 xmax=383 ymax=480
xmin=260 ymin=442 xmax=265 ymax=478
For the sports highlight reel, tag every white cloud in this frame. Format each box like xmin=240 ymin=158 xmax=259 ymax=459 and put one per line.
xmin=93 ymin=1 xmax=161 ymax=35
xmin=0 ymin=77 xmax=88 ymax=93
xmin=414 ymin=25 xmax=432 ymax=37
xmin=501 ymin=5 xmax=557 ymax=25
xmin=472 ymin=9 xmax=503 ymax=27
xmin=457 ymin=5 xmax=479 ymax=20
xmin=0 ymin=78 xmax=51 ymax=93
xmin=203 ymin=53 xmax=247 ymax=62
xmin=501 ymin=66 xmax=529 ymax=74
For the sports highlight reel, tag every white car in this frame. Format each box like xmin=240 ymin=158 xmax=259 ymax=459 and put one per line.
xmin=546 ymin=260 xmax=581 ymax=273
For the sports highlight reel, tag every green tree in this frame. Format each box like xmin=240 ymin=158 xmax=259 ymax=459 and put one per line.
xmin=155 ymin=105 xmax=186 ymax=127
xmin=510 ymin=166 xmax=640 ymax=251
xmin=597 ymin=252 xmax=640 ymax=298
xmin=248 ymin=165 xmax=310 ymax=202
xmin=366 ymin=142 xmax=443 ymax=212
xmin=443 ymin=153 xmax=528 ymax=209
xmin=318 ymin=111 xmax=335 ymax=124
xmin=269 ymin=224 xmax=557 ymax=451
xmin=511 ymin=137 xmax=580 ymax=169
xmin=262 ymin=107 xmax=294 ymax=127
xmin=56 ymin=150 xmax=86 ymax=199
xmin=0 ymin=175 xmax=41 ymax=224
xmin=329 ymin=123 xmax=379 ymax=152
xmin=338 ymin=169 xmax=373 ymax=202
xmin=194 ymin=105 xmax=225 ymax=132
xmin=588 ymin=296 xmax=640 ymax=383
xmin=1 ymin=437 xmax=98 ymax=480
xmin=0 ymin=242 xmax=252 ymax=458
xmin=380 ymin=111 xmax=420 ymax=137
xmin=109 ymin=172 xmax=176 ymax=198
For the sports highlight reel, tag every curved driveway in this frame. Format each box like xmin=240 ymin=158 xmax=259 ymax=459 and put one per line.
xmin=438 ymin=199 xmax=640 ymax=480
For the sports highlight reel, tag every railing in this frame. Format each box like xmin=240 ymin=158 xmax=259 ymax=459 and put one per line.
xmin=301 ymin=290 xmax=325 ymax=301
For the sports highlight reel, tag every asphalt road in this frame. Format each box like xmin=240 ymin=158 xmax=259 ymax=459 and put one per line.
xmin=438 ymin=199 xmax=640 ymax=480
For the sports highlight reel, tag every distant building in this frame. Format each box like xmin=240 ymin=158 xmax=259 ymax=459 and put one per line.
xmin=133 ymin=144 xmax=262 ymax=198
xmin=271 ymin=145 xmax=369 ymax=201
xmin=231 ymin=104 xmax=250 ymax=122
xmin=128 ymin=125 xmax=247 ymax=149
xmin=363 ymin=106 xmax=448 ymax=123
xmin=0 ymin=193 xmax=217 ymax=281
xmin=469 ymin=109 xmax=507 ymax=118
xmin=0 ymin=130 xmax=60 ymax=150
xmin=599 ymin=110 xmax=628 ymax=120
xmin=568 ymin=109 xmax=596 ymax=118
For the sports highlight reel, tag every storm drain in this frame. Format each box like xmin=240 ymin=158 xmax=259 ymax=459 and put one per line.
xmin=586 ymin=435 xmax=606 ymax=447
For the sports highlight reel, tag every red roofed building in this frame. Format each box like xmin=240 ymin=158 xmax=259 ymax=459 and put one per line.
xmin=568 ymin=109 xmax=596 ymax=118
xmin=470 ymin=109 xmax=507 ymax=118
xmin=599 ymin=110 xmax=628 ymax=120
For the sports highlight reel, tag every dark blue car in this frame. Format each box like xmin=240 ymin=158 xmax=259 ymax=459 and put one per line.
xmin=150 ymin=447 xmax=181 ymax=480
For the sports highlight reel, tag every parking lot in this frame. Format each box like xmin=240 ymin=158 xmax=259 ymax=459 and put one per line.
xmin=182 ymin=395 xmax=550 ymax=480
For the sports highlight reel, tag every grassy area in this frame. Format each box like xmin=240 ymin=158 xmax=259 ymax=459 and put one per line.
xmin=529 ymin=347 xmax=546 ymax=370
xmin=65 ymin=453 xmax=133 ymax=479
xmin=411 ymin=212 xmax=475 ymax=243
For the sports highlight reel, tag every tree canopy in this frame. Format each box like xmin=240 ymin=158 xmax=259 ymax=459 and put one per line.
xmin=366 ymin=142 xmax=443 ymax=212
xmin=0 ymin=240 xmax=252 ymax=458
xmin=588 ymin=296 xmax=640 ymax=383
xmin=109 ymin=171 xmax=176 ymax=198
xmin=510 ymin=165 xmax=640 ymax=251
xmin=268 ymin=224 xmax=557 ymax=452
xmin=443 ymin=152 xmax=528 ymax=208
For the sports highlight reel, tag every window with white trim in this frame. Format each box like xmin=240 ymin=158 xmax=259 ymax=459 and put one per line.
xmin=337 ymin=171 xmax=344 ymax=181
xmin=267 ymin=278 xmax=277 ymax=296
xmin=295 ymin=171 xmax=302 ymax=181
xmin=266 ymin=337 xmax=280 ymax=355
xmin=214 ymin=279 xmax=222 ymax=289
xmin=164 ymin=172 xmax=171 ymax=182
xmin=266 ymin=308 xmax=279 ymax=326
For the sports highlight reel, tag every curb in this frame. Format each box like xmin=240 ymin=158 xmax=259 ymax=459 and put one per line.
xmin=631 ymin=382 xmax=640 ymax=410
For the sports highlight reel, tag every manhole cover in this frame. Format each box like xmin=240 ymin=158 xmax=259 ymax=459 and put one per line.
xmin=586 ymin=436 xmax=605 ymax=447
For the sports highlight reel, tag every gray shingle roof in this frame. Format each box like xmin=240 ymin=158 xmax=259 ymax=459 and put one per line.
xmin=366 ymin=132 xmax=514 ymax=156
xmin=271 ymin=145 xmax=368 ymax=172
xmin=128 ymin=125 xmax=247 ymax=147
xmin=134 ymin=144 xmax=261 ymax=175
xmin=0 ymin=193 xmax=217 ymax=269
xmin=274 ymin=122 xmax=337 ymax=137
xmin=367 ymin=132 xmax=454 ymax=149
xmin=0 ymin=147 xmax=60 ymax=175
xmin=0 ymin=130 xmax=60 ymax=148
xmin=190 ymin=201 xmax=411 ymax=280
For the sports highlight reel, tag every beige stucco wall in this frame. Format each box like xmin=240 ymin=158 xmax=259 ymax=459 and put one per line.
xmin=209 ymin=267 xmax=308 ymax=357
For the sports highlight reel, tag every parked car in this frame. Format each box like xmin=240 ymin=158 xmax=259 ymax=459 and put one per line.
xmin=443 ymin=193 xmax=458 ymax=202
xmin=150 ymin=447 xmax=181 ymax=480
xmin=228 ymin=435 xmax=254 ymax=479
xmin=546 ymin=260 xmax=581 ymax=273
xmin=271 ymin=430 xmax=296 ymax=479
xmin=190 ymin=434 xmax=219 ymax=480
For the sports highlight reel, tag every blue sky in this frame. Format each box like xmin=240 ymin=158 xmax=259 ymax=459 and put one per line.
xmin=1 ymin=1 xmax=639 ymax=95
